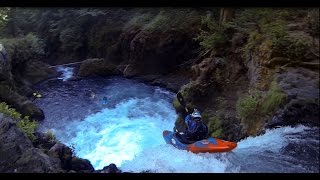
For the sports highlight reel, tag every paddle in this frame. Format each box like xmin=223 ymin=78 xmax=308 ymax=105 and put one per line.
xmin=177 ymin=92 xmax=189 ymax=114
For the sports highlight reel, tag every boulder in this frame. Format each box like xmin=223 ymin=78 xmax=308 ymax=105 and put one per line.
xmin=48 ymin=142 xmax=73 ymax=170
xmin=70 ymin=157 xmax=94 ymax=172
xmin=22 ymin=61 xmax=60 ymax=85
xmin=267 ymin=67 xmax=319 ymax=127
xmin=99 ymin=163 xmax=121 ymax=173
xmin=0 ymin=113 xmax=63 ymax=173
xmin=78 ymin=58 xmax=121 ymax=77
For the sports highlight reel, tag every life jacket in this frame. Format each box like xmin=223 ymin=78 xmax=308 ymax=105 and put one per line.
xmin=185 ymin=120 xmax=209 ymax=141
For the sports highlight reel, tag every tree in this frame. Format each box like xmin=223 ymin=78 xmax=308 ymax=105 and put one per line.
xmin=219 ymin=8 xmax=235 ymax=24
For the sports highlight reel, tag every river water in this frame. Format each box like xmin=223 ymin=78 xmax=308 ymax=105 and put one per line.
xmin=33 ymin=67 xmax=319 ymax=173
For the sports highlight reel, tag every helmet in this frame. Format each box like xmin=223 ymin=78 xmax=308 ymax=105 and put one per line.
xmin=191 ymin=108 xmax=202 ymax=120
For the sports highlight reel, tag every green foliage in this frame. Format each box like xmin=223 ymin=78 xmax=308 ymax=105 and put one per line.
xmin=0 ymin=101 xmax=38 ymax=142
xmin=58 ymin=25 xmax=84 ymax=53
xmin=0 ymin=102 xmax=22 ymax=119
xmin=45 ymin=130 xmax=56 ymax=143
xmin=17 ymin=116 xmax=38 ymax=142
xmin=211 ymin=128 xmax=223 ymax=138
xmin=212 ymin=68 xmax=223 ymax=85
xmin=236 ymin=81 xmax=286 ymax=129
xmin=271 ymin=36 xmax=310 ymax=61
xmin=242 ymin=17 xmax=310 ymax=62
xmin=125 ymin=12 xmax=155 ymax=29
xmin=235 ymin=8 xmax=297 ymax=32
xmin=0 ymin=33 xmax=44 ymax=65
xmin=306 ymin=8 xmax=319 ymax=36
xmin=207 ymin=116 xmax=223 ymax=138
xmin=195 ymin=15 xmax=234 ymax=50
xmin=142 ymin=9 xmax=201 ymax=32
xmin=242 ymin=31 xmax=263 ymax=60
xmin=236 ymin=93 xmax=259 ymax=121
xmin=0 ymin=8 xmax=10 ymax=36
xmin=261 ymin=81 xmax=286 ymax=116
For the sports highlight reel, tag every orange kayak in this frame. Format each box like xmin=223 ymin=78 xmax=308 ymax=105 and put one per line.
xmin=163 ymin=130 xmax=237 ymax=153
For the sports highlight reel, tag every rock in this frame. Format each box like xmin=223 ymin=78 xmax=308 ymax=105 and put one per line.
xmin=48 ymin=142 xmax=73 ymax=170
xmin=19 ymin=101 xmax=45 ymax=121
xmin=70 ymin=157 xmax=94 ymax=172
xmin=266 ymin=67 xmax=319 ymax=127
xmin=100 ymin=163 xmax=121 ymax=173
xmin=230 ymin=32 xmax=247 ymax=50
xmin=33 ymin=132 xmax=57 ymax=152
xmin=191 ymin=58 xmax=215 ymax=82
xmin=0 ymin=113 xmax=63 ymax=172
xmin=0 ymin=85 xmax=45 ymax=121
xmin=108 ymin=29 xmax=198 ymax=76
xmin=21 ymin=61 xmax=60 ymax=85
xmin=78 ymin=58 xmax=121 ymax=77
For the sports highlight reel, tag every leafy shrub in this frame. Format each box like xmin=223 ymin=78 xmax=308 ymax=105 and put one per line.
xmin=0 ymin=33 xmax=44 ymax=65
xmin=17 ymin=116 xmax=38 ymax=142
xmin=195 ymin=15 xmax=234 ymax=50
xmin=45 ymin=130 xmax=56 ymax=143
xmin=243 ymin=19 xmax=310 ymax=62
xmin=0 ymin=101 xmax=38 ymax=142
xmin=261 ymin=81 xmax=286 ymax=116
xmin=0 ymin=102 xmax=21 ymax=119
xmin=143 ymin=9 xmax=201 ymax=32
xmin=236 ymin=94 xmax=259 ymax=121
xmin=207 ymin=116 xmax=223 ymax=138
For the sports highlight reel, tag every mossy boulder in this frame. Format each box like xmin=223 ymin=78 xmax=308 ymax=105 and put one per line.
xmin=78 ymin=58 xmax=121 ymax=77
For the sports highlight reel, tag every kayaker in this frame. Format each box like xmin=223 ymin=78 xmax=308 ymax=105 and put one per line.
xmin=176 ymin=108 xmax=209 ymax=144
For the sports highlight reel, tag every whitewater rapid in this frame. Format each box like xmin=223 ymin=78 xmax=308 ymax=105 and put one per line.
xmin=34 ymin=67 xmax=319 ymax=173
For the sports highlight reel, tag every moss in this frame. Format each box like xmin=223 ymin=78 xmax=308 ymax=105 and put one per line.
xmin=236 ymin=93 xmax=259 ymax=121
xmin=207 ymin=116 xmax=223 ymax=138
xmin=211 ymin=129 xmax=223 ymax=138
xmin=172 ymin=97 xmax=182 ymax=111
xmin=261 ymin=81 xmax=286 ymax=116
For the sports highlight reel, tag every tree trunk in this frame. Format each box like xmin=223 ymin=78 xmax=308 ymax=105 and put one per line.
xmin=8 ymin=7 xmax=16 ymax=37
xmin=219 ymin=8 xmax=235 ymax=24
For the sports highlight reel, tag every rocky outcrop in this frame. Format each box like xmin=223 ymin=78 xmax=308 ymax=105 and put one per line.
xmin=47 ymin=142 xmax=94 ymax=172
xmin=21 ymin=61 xmax=60 ymax=86
xmin=70 ymin=157 xmax=95 ymax=172
xmin=107 ymin=29 xmax=199 ymax=78
xmin=0 ymin=85 xmax=44 ymax=121
xmin=0 ymin=113 xmax=63 ymax=173
xmin=48 ymin=142 xmax=73 ymax=170
xmin=97 ymin=163 xmax=121 ymax=173
xmin=78 ymin=58 xmax=121 ymax=77
xmin=267 ymin=67 xmax=319 ymax=127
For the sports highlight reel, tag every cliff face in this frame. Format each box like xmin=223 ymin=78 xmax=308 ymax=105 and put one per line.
xmin=0 ymin=113 xmax=63 ymax=172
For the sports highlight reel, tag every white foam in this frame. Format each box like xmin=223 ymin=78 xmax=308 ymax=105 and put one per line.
xmin=55 ymin=98 xmax=176 ymax=170
xmin=57 ymin=66 xmax=74 ymax=81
